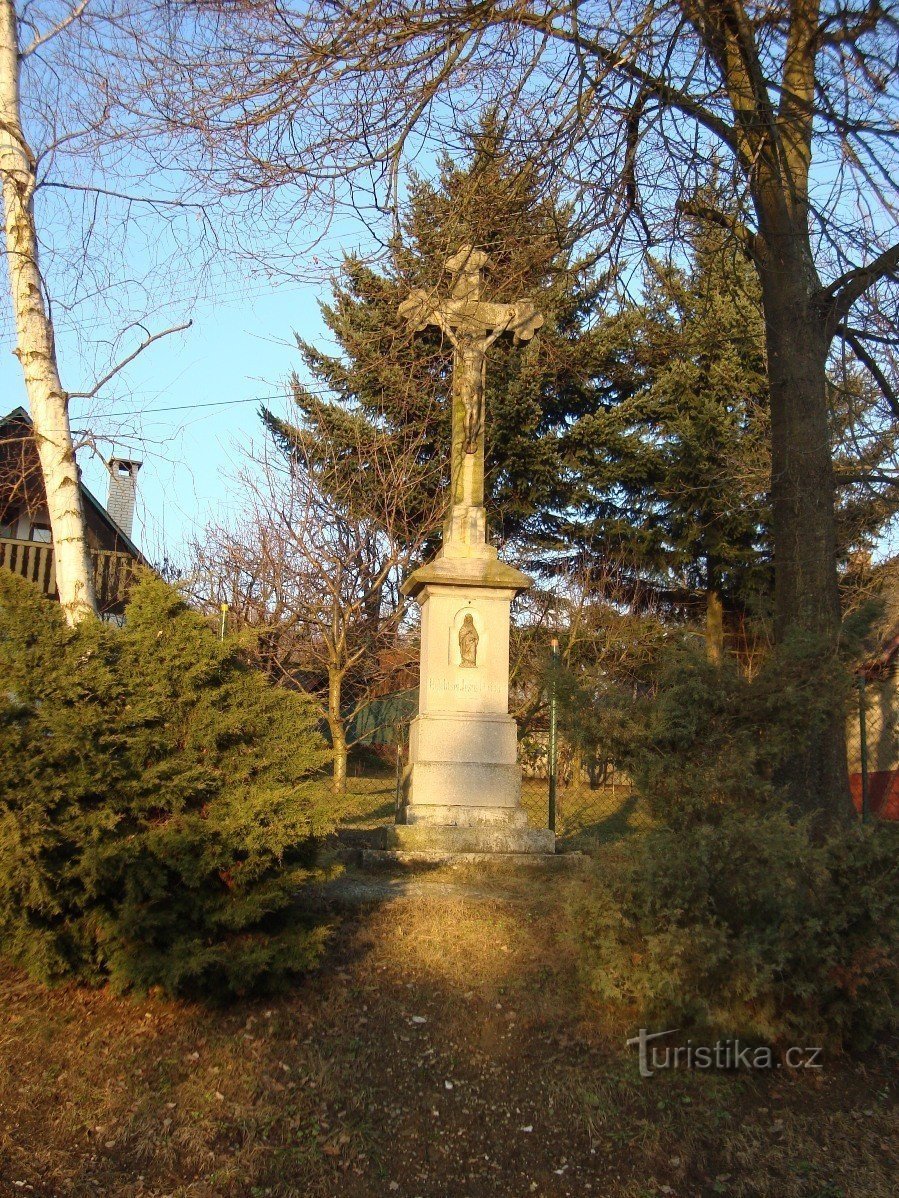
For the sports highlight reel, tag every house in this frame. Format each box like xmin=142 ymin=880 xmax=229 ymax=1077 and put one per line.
xmin=847 ymin=561 xmax=899 ymax=821
xmin=848 ymin=628 xmax=899 ymax=821
xmin=0 ymin=406 xmax=144 ymax=618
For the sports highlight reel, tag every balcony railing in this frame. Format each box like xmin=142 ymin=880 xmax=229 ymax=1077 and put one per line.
xmin=0 ymin=537 xmax=137 ymax=614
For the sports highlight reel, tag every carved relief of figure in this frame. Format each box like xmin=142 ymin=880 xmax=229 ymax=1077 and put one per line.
xmin=458 ymin=612 xmax=479 ymax=668
xmin=459 ymin=342 xmax=487 ymax=454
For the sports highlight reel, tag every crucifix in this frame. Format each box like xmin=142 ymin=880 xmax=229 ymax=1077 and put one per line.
xmin=398 ymin=245 xmax=543 ymax=551
xmin=394 ymin=247 xmax=549 ymax=856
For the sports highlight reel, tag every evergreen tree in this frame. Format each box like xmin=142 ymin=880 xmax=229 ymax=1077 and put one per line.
xmin=566 ymin=220 xmax=899 ymax=652
xmin=566 ymin=225 xmax=772 ymax=651
xmin=0 ymin=571 xmax=332 ymax=998
xmin=264 ymin=118 xmax=608 ymax=559
xmin=268 ymin=141 xmax=897 ymax=653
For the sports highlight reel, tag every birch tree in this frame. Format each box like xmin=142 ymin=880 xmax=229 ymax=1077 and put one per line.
xmin=0 ymin=1 xmax=194 ymax=624
xmin=0 ymin=0 xmax=96 ymax=621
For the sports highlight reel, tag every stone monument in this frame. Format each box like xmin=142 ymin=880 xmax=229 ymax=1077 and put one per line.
xmin=384 ymin=245 xmax=554 ymax=857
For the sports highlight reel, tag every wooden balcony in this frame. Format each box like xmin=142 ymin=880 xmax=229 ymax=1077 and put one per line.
xmin=0 ymin=537 xmax=137 ymax=614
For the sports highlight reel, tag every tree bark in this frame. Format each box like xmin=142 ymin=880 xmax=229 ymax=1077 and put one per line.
xmin=327 ymin=666 xmax=348 ymax=797
xmin=705 ymin=587 xmax=724 ymax=666
xmin=755 ymin=207 xmax=850 ymax=821
xmin=0 ymin=0 xmax=96 ymax=624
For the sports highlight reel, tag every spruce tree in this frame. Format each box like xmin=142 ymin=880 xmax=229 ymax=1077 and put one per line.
xmin=566 ymin=220 xmax=898 ymax=652
xmin=264 ymin=118 xmax=607 ymax=560
xmin=566 ymin=225 xmax=772 ymax=650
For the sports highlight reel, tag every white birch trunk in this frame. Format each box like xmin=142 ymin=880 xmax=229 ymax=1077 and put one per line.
xmin=0 ymin=0 xmax=96 ymax=623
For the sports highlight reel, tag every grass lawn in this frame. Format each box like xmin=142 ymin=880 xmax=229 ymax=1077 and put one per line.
xmin=0 ymin=862 xmax=895 ymax=1198
xmin=318 ymin=774 xmax=399 ymax=829
xmin=317 ymin=767 xmax=654 ymax=851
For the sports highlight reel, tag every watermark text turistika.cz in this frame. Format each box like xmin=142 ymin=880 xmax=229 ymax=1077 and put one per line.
xmin=626 ymin=1029 xmax=823 ymax=1078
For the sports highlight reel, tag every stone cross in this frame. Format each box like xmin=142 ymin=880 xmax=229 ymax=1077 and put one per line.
xmin=398 ymin=246 xmax=543 ymax=550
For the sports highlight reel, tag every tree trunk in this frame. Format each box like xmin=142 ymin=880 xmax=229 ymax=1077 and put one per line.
xmin=0 ymin=1 xmax=96 ymax=624
xmin=756 ymin=224 xmax=850 ymax=822
xmin=327 ymin=667 xmax=348 ymax=797
xmin=705 ymin=588 xmax=724 ymax=665
xmin=571 ymin=743 xmax=584 ymax=790
xmin=330 ymin=725 xmax=348 ymax=797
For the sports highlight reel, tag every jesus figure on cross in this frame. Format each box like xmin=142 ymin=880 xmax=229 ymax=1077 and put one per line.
xmin=398 ymin=246 xmax=543 ymax=551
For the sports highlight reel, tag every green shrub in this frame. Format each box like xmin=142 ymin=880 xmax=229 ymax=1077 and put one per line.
xmin=0 ymin=572 xmax=333 ymax=998
xmin=570 ymin=811 xmax=899 ymax=1048
xmin=626 ymin=633 xmax=855 ymax=824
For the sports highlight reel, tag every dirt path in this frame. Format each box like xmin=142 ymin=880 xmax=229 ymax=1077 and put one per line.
xmin=0 ymin=870 xmax=896 ymax=1198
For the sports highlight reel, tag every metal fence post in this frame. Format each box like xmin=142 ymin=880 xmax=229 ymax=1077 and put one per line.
xmin=394 ymin=722 xmax=404 ymax=818
xmin=857 ymin=674 xmax=870 ymax=823
xmin=549 ymin=636 xmax=559 ymax=833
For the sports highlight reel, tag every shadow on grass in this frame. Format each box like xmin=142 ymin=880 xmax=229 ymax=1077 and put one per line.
xmin=557 ymin=792 xmax=652 ymax=852
xmin=521 ymin=781 xmax=652 ymax=853
xmin=315 ymin=775 xmax=398 ymax=830
xmin=334 ymin=773 xmax=654 ymax=856
xmin=2 ymin=873 xmax=895 ymax=1198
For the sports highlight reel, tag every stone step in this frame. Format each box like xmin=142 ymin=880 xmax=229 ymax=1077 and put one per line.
xmin=377 ymin=823 xmax=555 ymax=855
xmin=402 ymin=803 xmax=528 ymax=828
xmin=359 ymin=848 xmax=587 ymax=872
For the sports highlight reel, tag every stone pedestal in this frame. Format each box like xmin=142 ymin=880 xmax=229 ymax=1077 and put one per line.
xmin=397 ymin=525 xmax=554 ymax=855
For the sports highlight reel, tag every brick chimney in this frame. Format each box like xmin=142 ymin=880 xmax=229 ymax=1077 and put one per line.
xmin=106 ymin=457 xmax=141 ymax=539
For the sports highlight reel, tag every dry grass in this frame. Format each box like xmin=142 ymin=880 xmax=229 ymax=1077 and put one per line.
xmin=0 ymin=871 xmax=895 ymax=1198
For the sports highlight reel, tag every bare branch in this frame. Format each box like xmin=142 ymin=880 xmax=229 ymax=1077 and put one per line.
xmin=540 ymin=9 xmax=746 ymax=162
xmin=840 ymin=326 xmax=899 ymax=419
xmin=68 ymin=320 xmax=193 ymax=400
xmin=21 ymin=1 xmax=89 ymax=59
xmin=38 ymin=181 xmax=208 ymax=211
xmin=676 ymin=197 xmax=760 ymax=262
xmin=816 ymin=243 xmax=899 ymax=335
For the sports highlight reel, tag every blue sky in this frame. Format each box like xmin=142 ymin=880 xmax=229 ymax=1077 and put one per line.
xmin=4 ymin=0 xmax=372 ymax=569
xmin=0 ymin=266 xmax=334 ymax=567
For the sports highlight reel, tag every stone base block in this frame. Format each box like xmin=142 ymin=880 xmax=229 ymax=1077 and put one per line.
xmin=409 ymin=713 xmax=519 ymax=764
xmin=406 ymin=760 xmax=522 ymax=808
xmin=360 ymin=849 xmax=584 ymax=872
xmin=379 ymin=824 xmax=555 ymax=855
xmin=403 ymin=803 xmax=528 ymax=828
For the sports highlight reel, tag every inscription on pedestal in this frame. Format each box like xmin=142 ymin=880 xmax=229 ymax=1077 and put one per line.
xmin=428 ymin=677 xmax=503 ymax=697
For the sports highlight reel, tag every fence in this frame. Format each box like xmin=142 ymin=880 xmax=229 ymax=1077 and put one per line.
xmin=849 ymin=665 xmax=899 ymax=822
xmin=519 ymin=753 xmax=644 ymax=845
xmin=339 ymin=686 xmax=647 ymax=847
xmin=335 ymin=676 xmax=896 ymax=840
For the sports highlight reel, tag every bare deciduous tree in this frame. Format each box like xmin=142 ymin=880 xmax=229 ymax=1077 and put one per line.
xmin=188 ymin=420 xmax=441 ymax=796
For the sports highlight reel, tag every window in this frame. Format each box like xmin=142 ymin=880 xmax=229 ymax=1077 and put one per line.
xmin=29 ymin=524 xmax=52 ymax=543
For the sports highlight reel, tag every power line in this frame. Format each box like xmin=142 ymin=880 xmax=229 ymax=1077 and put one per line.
xmin=72 ymin=392 xmax=294 ymax=420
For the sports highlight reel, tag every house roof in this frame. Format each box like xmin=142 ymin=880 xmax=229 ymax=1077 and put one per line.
xmin=1 ymin=406 xmax=144 ymax=562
